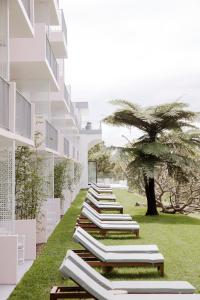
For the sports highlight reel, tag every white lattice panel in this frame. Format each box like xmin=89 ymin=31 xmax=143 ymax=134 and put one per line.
xmin=0 ymin=146 xmax=15 ymax=233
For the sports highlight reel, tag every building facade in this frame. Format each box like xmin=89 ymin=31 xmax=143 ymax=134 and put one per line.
xmin=0 ymin=0 xmax=101 ymax=294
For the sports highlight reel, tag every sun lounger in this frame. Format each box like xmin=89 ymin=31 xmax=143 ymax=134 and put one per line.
xmin=74 ymin=227 xmax=159 ymax=253
xmin=82 ymin=202 xmax=132 ymax=221
xmin=73 ymin=228 xmax=164 ymax=275
xmin=88 ymin=188 xmax=116 ymax=201
xmin=91 ymin=184 xmax=113 ymax=194
xmin=86 ymin=193 xmax=123 ymax=213
xmin=50 ymin=250 xmax=197 ymax=299
xmin=76 ymin=207 xmax=140 ymax=238
xmin=91 ymin=182 xmax=111 ymax=189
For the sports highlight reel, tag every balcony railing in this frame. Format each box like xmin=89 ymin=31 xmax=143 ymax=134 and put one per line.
xmin=64 ymin=85 xmax=70 ymax=108
xmin=0 ymin=76 xmax=9 ymax=130
xmin=15 ymin=91 xmax=32 ymax=139
xmin=21 ymin=0 xmax=31 ymax=20
xmin=46 ymin=36 xmax=58 ymax=80
xmin=45 ymin=121 xmax=58 ymax=151
xmin=64 ymin=137 xmax=69 ymax=156
xmin=61 ymin=10 xmax=67 ymax=44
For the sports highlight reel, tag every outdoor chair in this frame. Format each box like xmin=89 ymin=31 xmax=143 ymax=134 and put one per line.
xmin=74 ymin=227 xmax=159 ymax=254
xmin=90 ymin=183 xmax=113 ymax=194
xmin=50 ymin=250 xmax=198 ymax=299
xmin=82 ymin=202 xmax=133 ymax=221
xmin=88 ymin=188 xmax=116 ymax=201
xmin=72 ymin=228 xmax=164 ymax=275
xmin=86 ymin=193 xmax=123 ymax=213
xmin=76 ymin=207 xmax=140 ymax=238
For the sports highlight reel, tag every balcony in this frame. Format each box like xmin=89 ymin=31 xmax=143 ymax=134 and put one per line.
xmin=46 ymin=36 xmax=58 ymax=81
xmin=0 ymin=76 xmax=9 ymax=131
xmin=10 ymin=24 xmax=59 ymax=91
xmin=35 ymin=0 xmax=60 ymax=26
xmin=45 ymin=120 xmax=58 ymax=151
xmin=49 ymin=9 xmax=68 ymax=58
xmin=80 ymin=122 xmax=102 ymax=135
xmin=10 ymin=0 xmax=34 ymax=38
xmin=15 ymin=91 xmax=32 ymax=139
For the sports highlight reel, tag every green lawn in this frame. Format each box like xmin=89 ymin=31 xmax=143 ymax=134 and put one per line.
xmin=9 ymin=189 xmax=200 ymax=299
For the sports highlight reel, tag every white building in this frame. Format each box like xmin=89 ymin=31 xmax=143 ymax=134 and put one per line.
xmin=0 ymin=0 xmax=101 ymax=297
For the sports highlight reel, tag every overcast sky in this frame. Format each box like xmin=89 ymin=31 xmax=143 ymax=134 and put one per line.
xmin=60 ymin=0 xmax=200 ymax=146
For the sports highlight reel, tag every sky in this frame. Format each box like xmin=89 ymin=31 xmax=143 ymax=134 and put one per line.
xmin=60 ymin=0 xmax=200 ymax=146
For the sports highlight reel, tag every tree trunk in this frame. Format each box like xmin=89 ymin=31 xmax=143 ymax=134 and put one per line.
xmin=144 ymin=175 xmax=159 ymax=216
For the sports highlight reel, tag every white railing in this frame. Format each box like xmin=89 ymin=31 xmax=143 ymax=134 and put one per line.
xmin=46 ymin=36 xmax=58 ymax=80
xmin=45 ymin=121 xmax=58 ymax=151
xmin=64 ymin=137 xmax=69 ymax=156
xmin=0 ymin=76 xmax=9 ymax=130
xmin=64 ymin=84 xmax=70 ymax=108
xmin=21 ymin=0 xmax=31 ymax=20
xmin=61 ymin=10 xmax=67 ymax=44
xmin=16 ymin=91 xmax=32 ymax=139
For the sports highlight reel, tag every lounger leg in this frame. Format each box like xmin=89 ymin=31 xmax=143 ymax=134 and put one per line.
xmin=103 ymin=266 xmax=113 ymax=273
xmin=135 ymin=229 xmax=139 ymax=238
xmin=102 ymin=230 xmax=107 ymax=237
xmin=157 ymin=264 xmax=164 ymax=276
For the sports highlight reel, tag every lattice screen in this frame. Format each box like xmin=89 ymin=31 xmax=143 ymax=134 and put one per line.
xmin=41 ymin=154 xmax=54 ymax=198
xmin=0 ymin=146 xmax=15 ymax=233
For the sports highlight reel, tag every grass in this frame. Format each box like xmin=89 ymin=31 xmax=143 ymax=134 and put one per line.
xmin=9 ymin=189 xmax=200 ymax=299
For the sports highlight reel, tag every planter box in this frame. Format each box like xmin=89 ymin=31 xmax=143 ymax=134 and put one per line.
xmin=36 ymin=198 xmax=60 ymax=244
xmin=15 ymin=219 xmax=36 ymax=260
xmin=0 ymin=235 xmax=18 ymax=284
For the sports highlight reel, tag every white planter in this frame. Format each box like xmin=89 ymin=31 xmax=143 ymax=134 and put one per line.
xmin=15 ymin=219 xmax=36 ymax=260
xmin=0 ymin=235 xmax=18 ymax=284
xmin=36 ymin=198 xmax=60 ymax=244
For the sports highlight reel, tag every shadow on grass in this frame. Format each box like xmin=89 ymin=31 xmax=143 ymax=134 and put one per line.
xmin=93 ymin=234 xmax=139 ymax=240
xmin=100 ymin=269 xmax=163 ymax=280
xmin=132 ymin=214 xmax=200 ymax=225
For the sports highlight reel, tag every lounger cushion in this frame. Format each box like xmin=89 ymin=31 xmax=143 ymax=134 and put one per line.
xmin=83 ymin=203 xmax=132 ymax=221
xmin=76 ymin=227 xmax=159 ymax=253
xmin=86 ymin=193 xmax=122 ymax=207
xmin=82 ymin=208 xmax=140 ymax=230
xmin=73 ymin=229 xmax=163 ymax=263
xmin=112 ymin=295 xmax=200 ymax=300
xmin=111 ymin=281 xmax=195 ymax=294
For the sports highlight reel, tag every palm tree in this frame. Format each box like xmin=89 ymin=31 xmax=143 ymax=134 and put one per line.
xmin=104 ymin=101 xmax=199 ymax=215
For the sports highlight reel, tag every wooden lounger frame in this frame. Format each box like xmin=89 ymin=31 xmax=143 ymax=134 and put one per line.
xmin=76 ymin=215 xmax=139 ymax=238
xmin=50 ymin=285 xmax=96 ymax=299
xmin=86 ymin=200 xmax=123 ymax=214
xmin=73 ymin=249 xmax=164 ymax=276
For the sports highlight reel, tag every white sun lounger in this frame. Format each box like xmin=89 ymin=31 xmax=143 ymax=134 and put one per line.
xmin=73 ymin=228 xmax=163 ymax=264
xmin=91 ymin=183 xmax=113 ymax=194
xmin=91 ymin=182 xmax=111 ymax=189
xmin=82 ymin=202 xmax=132 ymax=221
xmin=74 ymin=227 xmax=159 ymax=253
xmin=79 ymin=208 xmax=140 ymax=231
xmin=86 ymin=193 xmax=123 ymax=213
xmin=64 ymin=250 xmax=195 ymax=294
xmin=88 ymin=188 xmax=116 ymax=201
xmin=50 ymin=250 xmax=198 ymax=300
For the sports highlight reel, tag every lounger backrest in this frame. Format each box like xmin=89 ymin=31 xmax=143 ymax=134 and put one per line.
xmin=73 ymin=227 xmax=107 ymax=261
xmin=60 ymin=250 xmax=111 ymax=300
xmin=81 ymin=208 xmax=104 ymax=228
xmin=66 ymin=250 xmax=112 ymax=290
xmin=83 ymin=202 xmax=101 ymax=219
xmin=89 ymin=188 xmax=115 ymax=200
xmin=75 ymin=226 xmax=107 ymax=252
xmin=86 ymin=193 xmax=100 ymax=206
